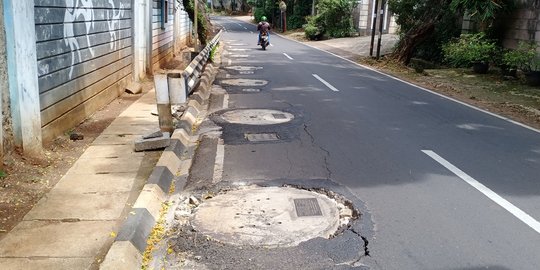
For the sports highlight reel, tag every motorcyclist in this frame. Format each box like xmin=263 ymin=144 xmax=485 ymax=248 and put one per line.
xmin=257 ymin=16 xmax=270 ymax=45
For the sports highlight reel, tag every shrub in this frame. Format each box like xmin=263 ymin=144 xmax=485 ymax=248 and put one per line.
xmin=503 ymin=41 xmax=540 ymax=72
xmin=442 ymin=33 xmax=497 ymax=67
xmin=303 ymin=0 xmax=357 ymax=40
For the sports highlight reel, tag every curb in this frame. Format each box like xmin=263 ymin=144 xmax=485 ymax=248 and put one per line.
xmin=99 ymin=60 xmax=221 ymax=269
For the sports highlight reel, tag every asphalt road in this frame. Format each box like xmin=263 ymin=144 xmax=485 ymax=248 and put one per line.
xmin=209 ymin=16 xmax=540 ymax=270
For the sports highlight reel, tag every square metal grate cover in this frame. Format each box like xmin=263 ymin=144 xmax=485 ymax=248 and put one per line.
xmin=272 ymin=113 xmax=287 ymax=119
xmin=294 ymin=198 xmax=323 ymax=217
xmin=245 ymin=133 xmax=279 ymax=142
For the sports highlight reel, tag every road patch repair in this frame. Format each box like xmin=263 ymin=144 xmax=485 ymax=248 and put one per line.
xmin=219 ymin=109 xmax=295 ymax=125
xmin=221 ymin=78 xmax=268 ymax=87
xmin=156 ymin=179 xmax=372 ymax=269
xmin=190 ymin=186 xmax=350 ymax=247
xmin=209 ymin=108 xmax=303 ymax=145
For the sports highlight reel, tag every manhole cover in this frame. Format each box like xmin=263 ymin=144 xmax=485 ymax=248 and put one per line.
xmin=220 ymin=109 xmax=294 ymax=125
xmin=225 ymin=66 xmax=263 ymax=71
xmin=191 ymin=186 xmax=342 ymax=247
xmin=294 ymin=198 xmax=323 ymax=217
xmin=221 ymin=79 xmax=268 ymax=87
xmin=245 ymin=133 xmax=279 ymax=142
xmin=242 ymin=88 xmax=260 ymax=93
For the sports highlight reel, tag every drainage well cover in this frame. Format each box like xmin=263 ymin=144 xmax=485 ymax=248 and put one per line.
xmin=245 ymin=133 xmax=279 ymax=142
xmin=221 ymin=109 xmax=294 ymax=125
xmin=221 ymin=79 xmax=268 ymax=87
xmin=191 ymin=186 xmax=340 ymax=247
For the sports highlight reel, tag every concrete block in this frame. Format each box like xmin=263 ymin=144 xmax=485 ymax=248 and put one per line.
xmin=133 ymin=184 xmax=167 ymax=220
xmin=146 ymin=166 xmax=174 ymax=194
xmin=143 ymin=130 xmax=164 ymax=139
xmin=156 ymin=151 xmax=182 ymax=175
xmin=167 ymin=138 xmax=186 ymax=158
xmin=116 ymin=208 xmax=156 ymax=253
xmin=0 ymin=258 xmax=93 ymax=270
xmin=0 ymin=221 xmax=115 ymax=257
xmin=171 ymin=128 xmax=198 ymax=145
xmin=125 ymin=82 xmax=143 ymax=94
xmin=134 ymin=132 xmax=171 ymax=152
xmin=100 ymin=241 xmax=142 ymax=270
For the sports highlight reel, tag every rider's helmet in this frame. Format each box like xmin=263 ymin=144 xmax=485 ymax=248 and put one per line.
xmin=261 ymin=16 xmax=267 ymax=22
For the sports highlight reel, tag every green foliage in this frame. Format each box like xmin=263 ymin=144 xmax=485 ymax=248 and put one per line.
xmin=286 ymin=0 xmax=312 ymax=29
xmin=251 ymin=0 xmax=279 ymax=24
xmin=442 ymin=33 xmax=497 ymax=67
xmin=0 ymin=170 xmax=6 ymax=179
xmin=183 ymin=0 xmax=209 ymax=45
xmin=304 ymin=16 xmax=323 ymax=40
xmin=503 ymin=41 xmax=540 ymax=72
xmin=388 ymin=0 xmax=461 ymax=63
xmin=303 ymin=0 xmax=356 ymax=40
xmin=210 ymin=43 xmax=220 ymax=62
xmin=450 ymin=0 xmax=514 ymax=25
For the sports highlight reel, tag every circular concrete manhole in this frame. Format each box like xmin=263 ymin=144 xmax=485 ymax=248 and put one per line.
xmin=224 ymin=66 xmax=263 ymax=71
xmin=221 ymin=79 xmax=268 ymax=87
xmin=192 ymin=186 xmax=349 ymax=247
xmin=220 ymin=109 xmax=294 ymax=125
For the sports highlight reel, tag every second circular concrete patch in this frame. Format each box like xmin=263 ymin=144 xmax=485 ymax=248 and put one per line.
xmin=191 ymin=186 xmax=341 ymax=247
xmin=220 ymin=109 xmax=294 ymax=125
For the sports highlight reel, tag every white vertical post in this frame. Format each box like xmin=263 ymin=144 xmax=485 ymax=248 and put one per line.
xmin=0 ymin=0 xmax=7 ymax=167
xmin=133 ymin=0 xmax=148 ymax=81
xmin=3 ymin=0 xmax=42 ymax=155
xmin=154 ymin=74 xmax=173 ymax=133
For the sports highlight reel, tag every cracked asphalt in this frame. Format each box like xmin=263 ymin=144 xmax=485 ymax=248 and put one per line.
xmin=166 ymin=16 xmax=540 ymax=270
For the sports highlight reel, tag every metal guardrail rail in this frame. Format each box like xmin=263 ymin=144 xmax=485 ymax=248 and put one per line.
xmin=183 ymin=30 xmax=223 ymax=95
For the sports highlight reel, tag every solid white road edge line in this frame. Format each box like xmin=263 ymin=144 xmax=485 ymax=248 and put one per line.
xmin=313 ymin=74 xmax=339 ymax=92
xmin=422 ymin=150 xmax=540 ymax=234
xmin=283 ymin=53 xmax=294 ymax=60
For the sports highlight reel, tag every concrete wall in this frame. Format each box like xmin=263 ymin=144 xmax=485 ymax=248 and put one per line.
xmin=35 ymin=0 xmax=134 ymax=142
xmin=151 ymin=0 xmax=174 ymax=71
xmin=173 ymin=1 xmax=191 ymax=57
xmin=354 ymin=0 xmax=396 ymax=36
xmin=0 ymin=0 xmax=193 ymax=151
xmin=502 ymin=0 xmax=540 ymax=49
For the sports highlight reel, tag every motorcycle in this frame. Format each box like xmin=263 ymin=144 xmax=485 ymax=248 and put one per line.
xmin=259 ymin=31 xmax=270 ymax=50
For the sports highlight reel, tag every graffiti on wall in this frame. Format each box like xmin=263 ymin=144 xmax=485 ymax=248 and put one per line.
xmin=107 ymin=0 xmax=126 ymax=51
xmin=63 ymin=0 xmax=126 ymax=79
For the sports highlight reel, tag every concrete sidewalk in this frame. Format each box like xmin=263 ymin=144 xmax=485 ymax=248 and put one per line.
xmin=0 ymin=89 xmax=161 ymax=269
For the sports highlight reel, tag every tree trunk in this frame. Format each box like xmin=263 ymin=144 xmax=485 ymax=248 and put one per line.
xmin=393 ymin=22 xmax=435 ymax=65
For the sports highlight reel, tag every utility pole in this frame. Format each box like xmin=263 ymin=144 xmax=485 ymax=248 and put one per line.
xmin=194 ymin=0 xmax=198 ymax=51
xmin=312 ymin=0 xmax=316 ymax=16
xmin=280 ymin=1 xmax=287 ymax=32
xmin=376 ymin=0 xmax=386 ymax=59
xmin=369 ymin=0 xmax=379 ymax=57
xmin=211 ymin=0 xmax=214 ymax=13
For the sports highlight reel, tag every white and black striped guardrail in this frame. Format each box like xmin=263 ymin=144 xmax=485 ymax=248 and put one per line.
xmin=183 ymin=30 xmax=223 ymax=95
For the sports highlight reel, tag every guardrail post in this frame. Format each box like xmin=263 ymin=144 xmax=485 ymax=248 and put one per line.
xmin=154 ymin=74 xmax=174 ymax=133
xmin=167 ymin=73 xmax=187 ymax=104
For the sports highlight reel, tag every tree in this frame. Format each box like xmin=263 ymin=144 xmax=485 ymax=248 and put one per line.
xmin=389 ymin=0 xmax=456 ymax=64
